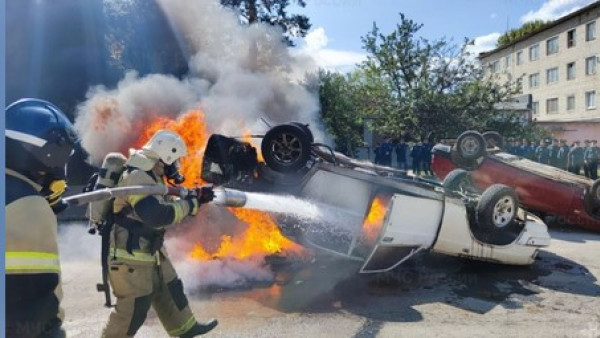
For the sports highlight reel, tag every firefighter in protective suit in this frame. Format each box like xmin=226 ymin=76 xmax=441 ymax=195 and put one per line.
xmin=102 ymin=130 xmax=218 ymax=337
xmin=5 ymin=98 xmax=78 ymax=337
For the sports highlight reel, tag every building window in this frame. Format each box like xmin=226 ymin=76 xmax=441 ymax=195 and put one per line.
xmin=546 ymin=98 xmax=558 ymax=114
xmin=567 ymin=62 xmax=576 ymax=80
xmin=546 ymin=67 xmax=558 ymax=84
xmin=567 ymin=29 xmax=576 ymax=48
xmin=586 ymin=56 xmax=597 ymax=75
xmin=529 ymin=44 xmax=539 ymax=61
xmin=546 ymin=36 xmax=558 ymax=55
xmin=516 ymin=78 xmax=523 ymax=93
xmin=532 ymin=101 xmax=539 ymax=115
xmin=567 ymin=95 xmax=575 ymax=110
xmin=586 ymin=91 xmax=596 ymax=109
xmin=504 ymin=55 xmax=511 ymax=69
xmin=516 ymin=51 xmax=523 ymax=65
xmin=529 ymin=73 xmax=539 ymax=88
xmin=489 ymin=60 xmax=499 ymax=73
xmin=587 ymin=21 xmax=596 ymax=41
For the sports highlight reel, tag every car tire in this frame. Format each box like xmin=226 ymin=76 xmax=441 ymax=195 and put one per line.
xmin=261 ymin=124 xmax=312 ymax=173
xmin=476 ymin=184 xmax=519 ymax=232
xmin=482 ymin=131 xmax=505 ymax=150
xmin=290 ymin=122 xmax=314 ymax=143
xmin=456 ymin=131 xmax=486 ymax=161
xmin=443 ymin=169 xmax=472 ymax=193
xmin=450 ymin=149 xmax=479 ymax=170
xmin=591 ymin=179 xmax=600 ymax=207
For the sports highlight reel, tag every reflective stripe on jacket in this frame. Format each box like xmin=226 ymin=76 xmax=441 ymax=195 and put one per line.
xmin=6 ymin=169 xmax=61 ymax=275
xmin=5 ymin=251 xmax=60 ymax=274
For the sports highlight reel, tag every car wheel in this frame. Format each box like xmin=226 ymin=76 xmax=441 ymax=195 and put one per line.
xmin=456 ymin=131 xmax=486 ymax=161
xmin=443 ymin=169 xmax=472 ymax=193
xmin=482 ymin=131 xmax=504 ymax=150
xmin=591 ymin=179 xmax=600 ymax=207
xmin=261 ymin=124 xmax=312 ymax=173
xmin=289 ymin=122 xmax=314 ymax=143
xmin=476 ymin=184 xmax=519 ymax=232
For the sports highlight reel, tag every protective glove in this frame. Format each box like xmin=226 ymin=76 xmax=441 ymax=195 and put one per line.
xmin=195 ymin=185 xmax=215 ymax=205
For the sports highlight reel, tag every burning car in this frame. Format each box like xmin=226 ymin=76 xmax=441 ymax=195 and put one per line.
xmin=431 ymin=130 xmax=600 ymax=232
xmin=200 ymin=123 xmax=550 ymax=272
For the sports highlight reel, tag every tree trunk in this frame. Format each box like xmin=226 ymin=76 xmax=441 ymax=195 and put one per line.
xmin=246 ymin=0 xmax=257 ymax=23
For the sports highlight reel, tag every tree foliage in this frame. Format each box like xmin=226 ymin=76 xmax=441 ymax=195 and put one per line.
xmin=359 ymin=13 xmax=530 ymax=140
xmin=317 ymin=70 xmax=365 ymax=154
xmin=221 ymin=0 xmax=310 ymax=45
xmin=497 ymin=20 xmax=549 ymax=47
xmin=318 ymin=13 xmax=543 ymax=150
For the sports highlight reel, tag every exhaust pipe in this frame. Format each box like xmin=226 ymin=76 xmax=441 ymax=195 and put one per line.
xmin=212 ymin=187 xmax=247 ymax=207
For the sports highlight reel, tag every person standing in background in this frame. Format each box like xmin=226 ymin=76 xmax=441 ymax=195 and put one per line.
xmin=535 ymin=139 xmax=550 ymax=164
xmin=585 ymin=139 xmax=599 ymax=180
xmin=568 ymin=140 xmax=585 ymax=175
xmin=421 ymin=138 xmax=433 ymax=176
xmin=583 ymin=140 xmax=590 ymax=178
xmin=411 ymin=140 xmax=423 ymax=176
xmin=556 ymin=139 xmax=570 ymax=171
xmin=395 ymin=137 xmax=408 ymax=170
xmin=548 ymin=138 xmax=561 ymax=168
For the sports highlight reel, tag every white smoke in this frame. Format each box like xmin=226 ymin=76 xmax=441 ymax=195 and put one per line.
xmin=73 ymin=0 xmax=330 ymax=291
xmin=75 ymin=0 xmax=322 ymax=165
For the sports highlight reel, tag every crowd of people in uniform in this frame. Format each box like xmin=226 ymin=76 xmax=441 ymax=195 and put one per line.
xmin=505 ymin=137 xmax=599 ymax=180
xmin=373 ymin=138 xmax=434 ymax=176
xmin=373 ymin=135 xmax=599 ymax=180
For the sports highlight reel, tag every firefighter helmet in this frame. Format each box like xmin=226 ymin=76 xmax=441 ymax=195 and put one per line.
xmin=142 ymin=130 xmax=188 ymax=165
xmin=6 ymin=98 xmax=78 ymax=183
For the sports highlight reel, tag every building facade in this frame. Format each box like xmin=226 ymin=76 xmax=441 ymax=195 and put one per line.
xmin=479 ymin=1 xmax=600 ymax=143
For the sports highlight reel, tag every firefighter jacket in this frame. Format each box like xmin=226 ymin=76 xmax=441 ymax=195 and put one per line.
xmin=109 ymin=150 xmax=197 ymax=266
xmin=6 ymin=168 xmax=61 ymax=275
xmin=5 ymin=168 xmax=65 ymax=328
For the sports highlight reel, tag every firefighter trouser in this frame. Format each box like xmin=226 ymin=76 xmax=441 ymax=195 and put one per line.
xmin=102 ymin=254 xmax=197 ymax=337
xmin=6 ymin=274 xmax=65 ymax=338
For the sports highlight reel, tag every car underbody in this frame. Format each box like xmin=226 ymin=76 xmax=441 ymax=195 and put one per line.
xmin=201 ymin=124 xmax=551 ymax=272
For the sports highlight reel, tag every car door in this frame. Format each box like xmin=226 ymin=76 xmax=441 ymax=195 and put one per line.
xmin=360 ymin=194 xmax=443 ymax=273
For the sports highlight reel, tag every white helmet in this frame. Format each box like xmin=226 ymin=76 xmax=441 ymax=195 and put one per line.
xmin=142 ymin=130 xmax=187 ymax=165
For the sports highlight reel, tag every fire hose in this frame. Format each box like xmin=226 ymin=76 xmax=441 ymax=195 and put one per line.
xmin=63 ymin=185 xmax=247 ymax=208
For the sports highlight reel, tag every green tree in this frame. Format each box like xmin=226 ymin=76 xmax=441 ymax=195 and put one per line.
xmin=221 ymin=0 xmax=311 ymax=45
xmin=317 ymin=70 xmax=365 ymax=154
xmin=360 ymin=13 xmax=531 ymax=140
xmin=497 ymin=20 xmax=549 ymax=47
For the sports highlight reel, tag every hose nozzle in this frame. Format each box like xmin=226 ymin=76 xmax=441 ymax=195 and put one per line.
xmin=213 ymin=187 xmax=247 ymax=207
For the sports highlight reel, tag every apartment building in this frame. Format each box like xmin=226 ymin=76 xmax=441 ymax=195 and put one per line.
xmin=479 ymin=1 xmax=600 ymax=142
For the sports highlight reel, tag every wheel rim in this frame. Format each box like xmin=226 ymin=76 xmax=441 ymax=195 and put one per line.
xmin=460 ymin=136 xmax=481 ymax=157
xmin=270 ymin=132 xmax=303 ymax=165
xmin=492 ymin=196 xmax=515 ymax=228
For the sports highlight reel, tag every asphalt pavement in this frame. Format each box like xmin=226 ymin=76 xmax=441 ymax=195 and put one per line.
xmin=58 ymin=222 xmax=600 ymax=338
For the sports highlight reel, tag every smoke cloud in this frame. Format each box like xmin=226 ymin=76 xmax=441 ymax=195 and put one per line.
xmin=75 ymin=0 xmax=321 ymax=165
xmin=72 ymin=0 xmax=330 ymax=291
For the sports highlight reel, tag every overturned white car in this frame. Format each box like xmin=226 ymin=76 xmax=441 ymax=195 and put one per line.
xmin=201 ymin=123 xmax=551 ymax=273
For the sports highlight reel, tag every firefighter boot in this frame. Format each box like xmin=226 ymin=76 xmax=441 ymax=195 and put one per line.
xmin=179 ymin=319 xmax=218 ymax=337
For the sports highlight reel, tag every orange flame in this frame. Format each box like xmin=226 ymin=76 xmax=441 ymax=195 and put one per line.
xmin=242 ymin=128 xmax=264 ymax=162
xmin=135 ymin=110 xmax=305 ymax=262
xmin=134 ymin=109 xmax=209 ymax=188
xmin=190 ymin=207 xmax=303 ymax=260
xmin=361 ymin=196 xmax=388 ymax=245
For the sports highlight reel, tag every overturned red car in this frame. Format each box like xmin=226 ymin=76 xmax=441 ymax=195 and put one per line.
xmin=431 ymin=131 xmax=600 ymax=232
